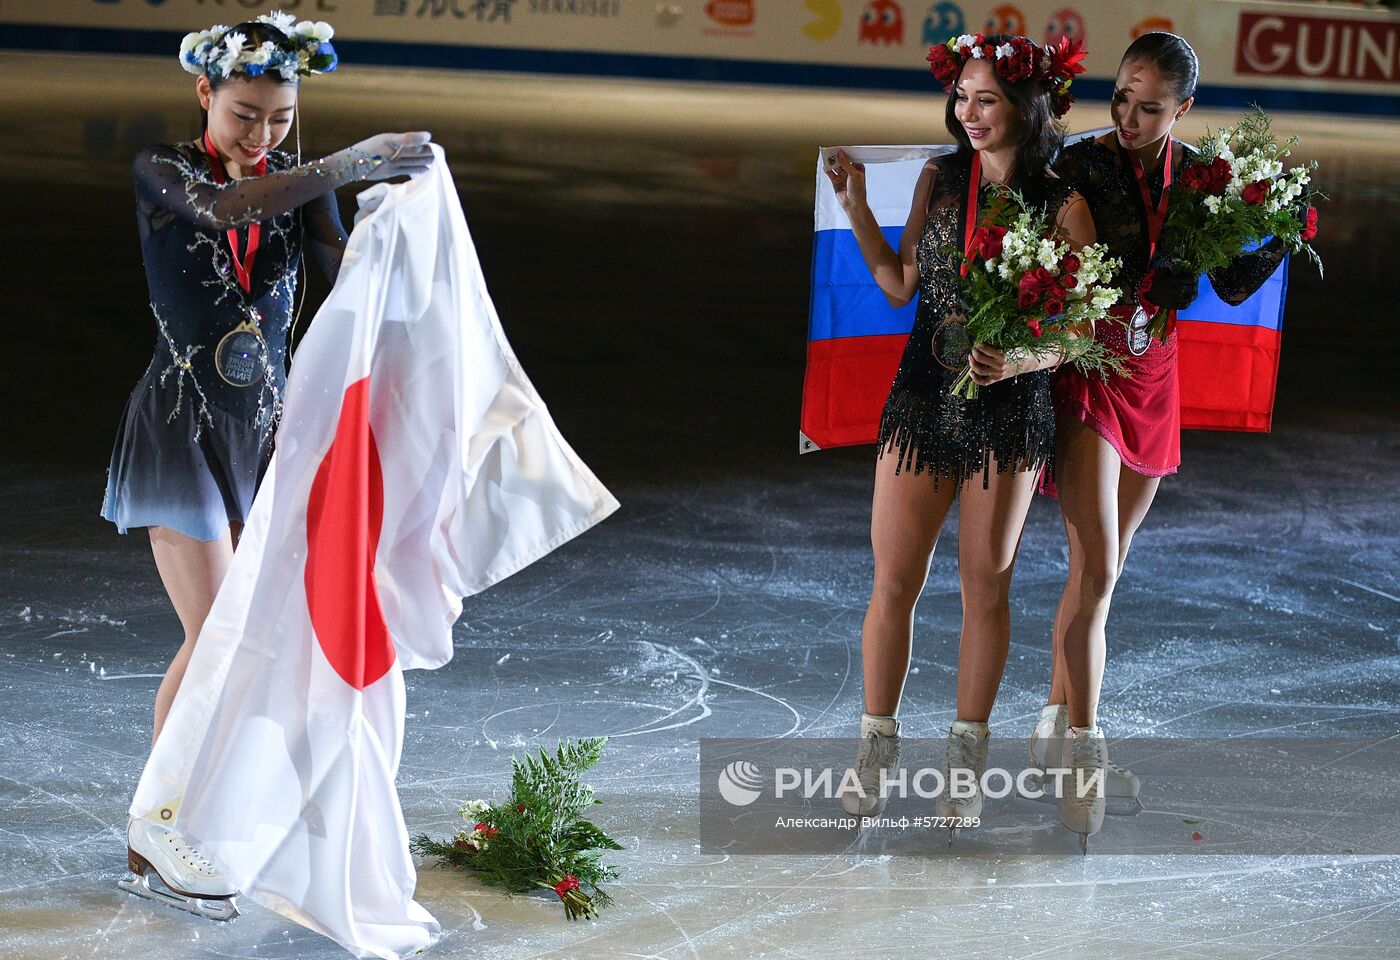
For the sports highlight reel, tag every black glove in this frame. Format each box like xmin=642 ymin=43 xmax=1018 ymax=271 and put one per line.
xmin=1142 ymin=259 xmax=1199 ymax=311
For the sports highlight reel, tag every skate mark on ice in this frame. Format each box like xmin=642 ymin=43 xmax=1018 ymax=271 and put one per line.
xmin=1336 ymin=578 xmax=1400 ymax=605
xmin=606 ymin=643 xmax=712 ymax=738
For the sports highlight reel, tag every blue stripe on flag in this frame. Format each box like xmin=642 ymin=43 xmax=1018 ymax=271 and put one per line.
xmin=1179 ymin=255 xmax=1289 ymax=331
xmin=809 ymin=228 xmax=918 ymax=341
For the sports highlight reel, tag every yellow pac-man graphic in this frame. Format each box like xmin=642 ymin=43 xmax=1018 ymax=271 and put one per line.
xmin=803 ymin=0 xmax=843 ymax=41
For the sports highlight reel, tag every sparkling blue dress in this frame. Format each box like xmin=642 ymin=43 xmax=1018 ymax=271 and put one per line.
xmin=102 ymin=141 xmax=350 ymax=541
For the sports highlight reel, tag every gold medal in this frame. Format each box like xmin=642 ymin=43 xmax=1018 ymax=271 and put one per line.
xmin=214 ymin=310 xmax=267 ymax=388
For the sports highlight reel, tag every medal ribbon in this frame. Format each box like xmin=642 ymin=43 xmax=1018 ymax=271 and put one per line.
xmin=960 ymin=151 xmax=982 ymax=278
xmin=202 ymin=130 xmax=266 ymax=294
xmin=1130 ymin=136 xmax=1172 ymax=265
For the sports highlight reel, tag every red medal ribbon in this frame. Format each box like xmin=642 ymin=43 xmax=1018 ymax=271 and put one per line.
xmin=1130 ymin=136 xmax=1172 ymax=264
xmin=1130 ymin=136 xmax=1174 ymax=334
xmin=202 ymin=130 xmax=266 ymax=294
xmin=960 ymin=150 xmax=982 ymax=278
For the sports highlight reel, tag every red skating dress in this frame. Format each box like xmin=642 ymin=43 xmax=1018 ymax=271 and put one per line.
xmin=1052 ymin=134 xmax=1285 ymax=478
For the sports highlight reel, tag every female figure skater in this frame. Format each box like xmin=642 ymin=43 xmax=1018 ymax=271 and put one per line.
xmin=1033 ymin=32 xmax=1286 ymax=845
xmin=826 ymin=33 xmax=1093 ymax=837
xmin=102 ymin=13 xmax=434 ymax=916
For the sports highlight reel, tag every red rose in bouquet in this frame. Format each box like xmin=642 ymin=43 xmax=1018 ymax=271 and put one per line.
xmin=1300 ymin=205 xmax=1319 ymax=242
xmin=969 ymin=224 xmax=1007 ymax=260
xmin=1017 ymin=266 xmax=1057 ymax=308
xmin=1181 ymin=156 xmax=1231 ymax=196
xmin=1241 ymin=178 xmax=1272 ymax=206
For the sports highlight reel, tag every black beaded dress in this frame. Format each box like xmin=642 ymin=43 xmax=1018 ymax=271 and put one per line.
xmin=877 ymin=151 xmax=1075 ymax=489
xmin=1051 ymin=134 xmax=1286 ymax=476
xmin=101 ymin=141 xmax=351 ymax=541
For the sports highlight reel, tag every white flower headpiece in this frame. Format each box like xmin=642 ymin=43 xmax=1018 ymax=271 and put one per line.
xmin=179 ymin=10 xmax=338 ymax=82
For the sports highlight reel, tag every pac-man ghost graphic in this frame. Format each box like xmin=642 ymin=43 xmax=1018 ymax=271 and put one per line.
xmin=921 ymin=1 xmax=965 ymax=45
xmin=859 ymin=0 xmax=906 ymax=45
xmin=803 ymin=0 xmax=843 ymax=41
xmin=984 ymin=3 xmax=1024 ymax=36
xmin=1045 ymin=7 xmax=1085 ymax=47
xmin=1131 ymin=15 xmax=1174 ymax=39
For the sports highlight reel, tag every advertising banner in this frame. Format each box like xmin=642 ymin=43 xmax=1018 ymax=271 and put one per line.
xmin=2 ymin=1 xmax=1395 ymax=112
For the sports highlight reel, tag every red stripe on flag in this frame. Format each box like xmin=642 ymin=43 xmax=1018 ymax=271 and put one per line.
xmin=305 ymin=377 xmax=395 ymax=691
xmin=800 ymin=334 xmax=907 ymax=450
xmin=1177 ymin=319 xmax=1282 ymax=433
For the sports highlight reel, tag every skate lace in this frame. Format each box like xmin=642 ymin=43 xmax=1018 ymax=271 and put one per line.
xmin=1068 ymin=734 xmax=1107 ymax=809
xmin=164 ymin=832 xmax=216 ymax=872
xmin=942 ymin=731 xmax=988 ymax=805
xmin=1105 ymin=758 xmax=1133 ymax=778
xmin=855 ymin=731 xmax=899 ymax=794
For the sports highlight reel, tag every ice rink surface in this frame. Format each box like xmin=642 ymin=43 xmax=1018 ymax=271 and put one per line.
xmin=2 ymin=54 xmax=1399 ymax=959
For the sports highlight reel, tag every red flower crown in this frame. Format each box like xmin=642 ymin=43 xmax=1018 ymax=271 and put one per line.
xmin=927 ymin=33 xmax=1088 ymax=118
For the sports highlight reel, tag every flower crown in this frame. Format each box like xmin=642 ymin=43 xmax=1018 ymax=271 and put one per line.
xmin=927 ymin=33 xmax=1088 ymax=118
xmin=179 ymin=10 xmax=338 ymax=82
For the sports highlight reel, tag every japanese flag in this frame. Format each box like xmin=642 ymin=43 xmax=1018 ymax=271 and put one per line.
xmin=131 ymin=145 xmax=619 ymax=958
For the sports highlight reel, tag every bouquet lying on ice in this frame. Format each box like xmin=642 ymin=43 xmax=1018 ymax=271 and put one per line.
xmin=1144 ymin=105 xmax=1323 ymax=341
xmin=412 ymin=737 xmax=623 ymax=921
xmin=948 ymin=190 xmax=1125 ymax=399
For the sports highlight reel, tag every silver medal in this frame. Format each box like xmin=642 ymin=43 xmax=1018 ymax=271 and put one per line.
xmin=1127 ymin=306 xmax=1152 ymax=357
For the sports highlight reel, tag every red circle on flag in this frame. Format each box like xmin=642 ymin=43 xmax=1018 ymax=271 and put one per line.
xmin=305 ymin=377 xmax=395 ymax=691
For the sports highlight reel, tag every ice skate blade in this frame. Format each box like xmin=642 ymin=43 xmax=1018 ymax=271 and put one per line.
xmin=1022 ymin=774 xmax=1142 ymax=816
xmin=119 ymin=872 xmax=240 ymax=922
xmin=1021 ymin=789 xmax=1142 ymax=817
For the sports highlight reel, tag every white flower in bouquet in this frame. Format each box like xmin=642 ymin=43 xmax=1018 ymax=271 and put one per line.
xmin=458 ymin=798 xmax=491 ymax=818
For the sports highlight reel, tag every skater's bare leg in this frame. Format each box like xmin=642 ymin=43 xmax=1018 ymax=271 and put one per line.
xmin=148 ymin=524 xmax=235 ymax=744
xmin=1053 ymin=418 xmax=1161 ymax=729
xmin=860 ymin=450 xmax=958 ymax=717
xmin=953 ymin=462 xmax=1039 ymax=723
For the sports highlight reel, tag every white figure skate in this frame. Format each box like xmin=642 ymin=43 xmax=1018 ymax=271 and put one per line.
xmin=1059 ymin=725 xmax=1108 ymax=854
xmin=840 ymin=712 xmax=901 ymax=817
xmin=936 ymin=719 xmax=989 ymax=846
xmin=119 ymin=818 xmax=239 ymax=921
xmin=1029 ymin=704 xmax=1141 ymax=814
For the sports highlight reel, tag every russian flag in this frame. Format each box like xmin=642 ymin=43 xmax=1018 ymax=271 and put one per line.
xmin=801 ymin=139 xmax=1288 ymax=452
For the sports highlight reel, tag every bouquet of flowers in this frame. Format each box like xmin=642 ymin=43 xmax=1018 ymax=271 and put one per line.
xmin=411 ymin=737 xmax=623 ymax=921
xmin=1145 ymin=106 xmax=1322 ymax=340
xmin=949 ymin=190 xmax=1125 ymax=399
